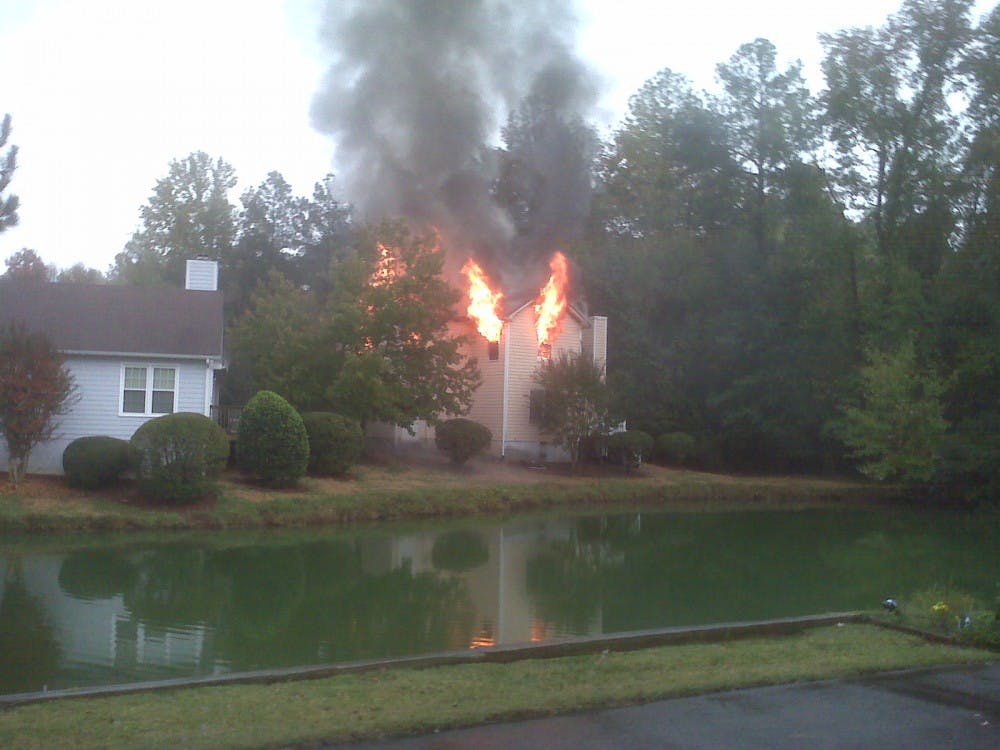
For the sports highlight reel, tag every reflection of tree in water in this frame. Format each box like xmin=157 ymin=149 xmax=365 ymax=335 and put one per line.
xmin=431 ymin=530 xmax=489 ymax=573
xmin=58 ymin=550 xmax=136 ymax=601
xmin=123 ymin=546 xmax=229 ymax=626
xmin=525 ymin=516 xmax=638 ymax=634
xmin=0 ymin=565 xmax=61 ymax=694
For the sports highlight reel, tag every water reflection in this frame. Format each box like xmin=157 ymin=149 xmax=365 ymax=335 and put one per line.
xmin=0 ymin=508 xmax=995 ymax=694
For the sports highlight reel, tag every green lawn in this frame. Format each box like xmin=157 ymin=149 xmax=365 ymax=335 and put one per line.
xmin=0 ymin=462 xmax=898 ymax=534
xmin=0 ymin=624 xmax=993 ymax=750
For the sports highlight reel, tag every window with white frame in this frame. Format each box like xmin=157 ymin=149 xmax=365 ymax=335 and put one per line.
xmin=122 ymin=365 xmax=177 ymax=415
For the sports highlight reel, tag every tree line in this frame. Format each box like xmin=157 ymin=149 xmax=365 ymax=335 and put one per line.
xmin=3 ymin=0 xmax=997 ymax=501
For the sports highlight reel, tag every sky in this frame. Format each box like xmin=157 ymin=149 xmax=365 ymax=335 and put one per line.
xmin=0 ymin=0 xmax=986 ymax=274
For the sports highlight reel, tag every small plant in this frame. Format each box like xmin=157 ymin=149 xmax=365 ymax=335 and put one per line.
xmin=607 ymin=430 xmax=654 ymax=472
xmin=301 ymin=412 xmax=363 ymax=475
xmin=62 ymin=435 xmax=131 ymax=489
xmin=237 ymin=390 xmax=309 ymax=486
xmin=434 ymin=418 xmax=492 ymax=465
xmin=655 ymin=432 xmax=697 ymax=466
xmin=876 ymin=586 xmax=1000 ymax=650
xmin=130 ymin=413 xmax=229 ymax=503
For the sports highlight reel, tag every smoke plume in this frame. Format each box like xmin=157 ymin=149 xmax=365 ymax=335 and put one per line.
xmin=311 ymin=0 xmax=600 ymax=298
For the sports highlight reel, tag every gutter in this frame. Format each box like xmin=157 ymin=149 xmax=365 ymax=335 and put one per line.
xmin=501 ymin=320 xmax=511 ymax=458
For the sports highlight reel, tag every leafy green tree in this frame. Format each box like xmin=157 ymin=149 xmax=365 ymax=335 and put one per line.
xmin=0 ymin=113 xmax=18 ymax=233
xmin=0 ymin=322 xmax=76 ymax=485
xmin=113 ymin=152 xmax=237 ymax=286
xmin=227 ymin=272 xmax=327 ymax=409
xmin=836 ymin=339 xmax=948 ymax=483
xmin=325 ymin=222 xmax=481 ymax=428
xmin=533 ymin=350 xmax=614 ymax=467
xmin=56 ymin=263 xmax=107 ymax=283
xmin=3 ymin=249 xmax=53 ymax=281
xmin=715 ymin=38 xmax=818 ymax=254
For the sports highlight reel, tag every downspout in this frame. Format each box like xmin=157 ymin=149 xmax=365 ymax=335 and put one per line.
xmin=501 ymin=320 xmax=510 ymax=459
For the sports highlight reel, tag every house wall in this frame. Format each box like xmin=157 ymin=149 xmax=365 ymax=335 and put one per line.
xmin=1 ymin=355 xmax=214 ymax=475
xmin=456 ymin=322 xmax=506 ymax=454
xmin=503 ymin=308 xmax=585 ymax=461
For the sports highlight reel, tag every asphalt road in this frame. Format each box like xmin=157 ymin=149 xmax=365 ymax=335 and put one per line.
xmin=328 ymin=663 xmax=998 ymax=750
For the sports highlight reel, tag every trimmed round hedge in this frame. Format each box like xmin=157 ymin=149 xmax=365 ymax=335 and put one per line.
xmin=301 ymin=412 xmax=363 ymax=475
xmin=237 ymin=391 xmax=309 ymax=486
xmin=655 ymin=431 xmax=698 ymax=466
xmin=607 ymin=429 xmax=654 ymax=471
xmin=62 ymin=435 xmax=132 ymax=489
xmin=130 ymin=412 xmax=230 ymax=503
xmin=434 ymin=418 xmax=492 ymax=465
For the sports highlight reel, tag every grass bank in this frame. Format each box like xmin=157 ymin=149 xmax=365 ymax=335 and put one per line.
xmin=0 ymin=624 xmax=992 ymax=749
xmin=0 ymin=461 xmax=899 ymax=534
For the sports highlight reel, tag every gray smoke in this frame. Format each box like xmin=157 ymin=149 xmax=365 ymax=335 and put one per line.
xmin=311 ymin=0 xmax=600 ymax=298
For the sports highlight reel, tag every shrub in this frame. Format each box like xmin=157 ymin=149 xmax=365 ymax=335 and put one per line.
xmin=62 ymin=435 xmax=132 ymax=489
xmin=237 ymin=390 xmax=309 ymax=486
xmin=130 ymin=413 xmax=229 ymax=503
xmin=434 ymin=418 xmax=492 ymax=465
xmin=301 ymin=412 xmax=363 ymax=475
xmin=607 ymin=430 xmax=654 ymax=471
xmin=655 ymin=432 xmax=698 ymax=466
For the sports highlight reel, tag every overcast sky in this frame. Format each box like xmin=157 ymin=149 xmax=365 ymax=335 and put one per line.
xmin=0 ymin=0 xmax=987 ymax=273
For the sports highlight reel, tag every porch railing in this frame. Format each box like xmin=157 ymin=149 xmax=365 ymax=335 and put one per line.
xmin=211 ymin=405 xmax=242 ymax=436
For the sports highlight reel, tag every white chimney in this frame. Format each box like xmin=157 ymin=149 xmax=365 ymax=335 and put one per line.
xmin=583 ymin=315 xmax=608 ymax=375
xmin=185 ymin=258 xmax=219 ymax=291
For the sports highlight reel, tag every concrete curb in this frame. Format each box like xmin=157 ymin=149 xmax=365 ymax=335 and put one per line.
xmin=0 ymin=612 xmax=867 ymax=708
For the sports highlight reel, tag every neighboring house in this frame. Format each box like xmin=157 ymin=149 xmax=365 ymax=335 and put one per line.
xmin=0 ymin=259 xmax=225 ymax=475
xmin=371 ymin=299 xmax=608 ymax=462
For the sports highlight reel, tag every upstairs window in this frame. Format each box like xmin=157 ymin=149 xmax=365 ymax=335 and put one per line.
xmin=122 ymin=365 xmax=176 ymax=415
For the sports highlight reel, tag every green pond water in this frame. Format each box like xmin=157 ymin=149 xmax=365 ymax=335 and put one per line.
xmin=0 ymin=506 xmax=996 ymax=695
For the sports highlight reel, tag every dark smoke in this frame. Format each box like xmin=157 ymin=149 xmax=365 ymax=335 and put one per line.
xmin=311 ymin=0 xmax=600 ymax=299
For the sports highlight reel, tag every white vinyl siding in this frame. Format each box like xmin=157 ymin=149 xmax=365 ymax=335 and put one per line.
xmin=1 ymin=355 xmax=216 ymax=475
xmin=120 ymin=365 xmax=177 ymax=416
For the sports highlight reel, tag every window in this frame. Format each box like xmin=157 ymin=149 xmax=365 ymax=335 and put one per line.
xmin=122 ymin=365 xmax=176 ymax=415
xmin=529 ymin=388 xmax=546 ymax=425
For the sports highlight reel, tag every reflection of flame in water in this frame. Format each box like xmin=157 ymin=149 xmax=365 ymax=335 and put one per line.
xmin=530 ymin=618 xmax=548 ymax=643
xmin=469 ymin=619 xmax=496 ymax=649
xmin=534 ymin=251 xmax=569 ymax=356
xmin=462 ymin=259 xmax=504 ymax=343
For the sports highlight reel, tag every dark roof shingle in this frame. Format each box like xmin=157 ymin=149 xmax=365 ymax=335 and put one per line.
xmin=0 ymin=281 xmax=224 ymax=358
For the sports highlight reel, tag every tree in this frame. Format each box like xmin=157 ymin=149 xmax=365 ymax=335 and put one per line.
xmin=112 ymin=152 xmax=237 ymax=286
xmin=533 ymin=351 xmax=614 ymax=467
xmin=0 ymin=323 xmax=76 ymax=485
xmin=0 ymin=113 xmax=18 ymax=233
xmin=325 ymin=223 xmax=481 ymax=428
xmin=836 ymin=339 xmax=948 ymax=484
xmin=3 ymin=249 xmax=53 ymax=281
xmin=715 ymin=38 xmax=818 ymax=255
xmin=56 ymin=263 xmax=107 ymax=283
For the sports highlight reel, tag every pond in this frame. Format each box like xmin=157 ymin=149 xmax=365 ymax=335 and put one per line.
xmin=0 ymin=506 xmax=996 ymax=695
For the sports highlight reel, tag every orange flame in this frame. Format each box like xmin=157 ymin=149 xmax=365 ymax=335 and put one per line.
xmin=371 ymin=242 xmax=400 ymax=286
xmin=462 ymin=259 xmax=504 ymax=343
xmin=534 ymin=251 xmax=569 ymax=352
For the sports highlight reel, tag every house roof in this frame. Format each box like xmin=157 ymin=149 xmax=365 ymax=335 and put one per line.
xmin=0 ymin=280 xmax=225 ymax=358
xmin=503 ymin=297 xmax=590 ymax=326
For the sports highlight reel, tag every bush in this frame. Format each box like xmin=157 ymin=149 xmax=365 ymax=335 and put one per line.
xmin=62 ymin=435 xmax=132 ymax=489
xmin=237 ymin=391 xmax=309 ymax=486
xmin=607 ymin=430 xmax=654 ymax=471
xmin=655 ymin=432 xmax=698 ymax=466
xmin=434 ymin=418 xmax=492 ymax=465
xmin=130 ymin=413 xmax=229 ymax=503
xmin=301 ymin=412 xmax=363 ymax=475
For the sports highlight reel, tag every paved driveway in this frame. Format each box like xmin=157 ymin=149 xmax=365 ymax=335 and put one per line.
xmin=329 ymin=663 xmax=998 ymax=750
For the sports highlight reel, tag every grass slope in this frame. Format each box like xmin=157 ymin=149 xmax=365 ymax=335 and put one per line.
xmin=0 ymin=625 xmax=993 ymax=750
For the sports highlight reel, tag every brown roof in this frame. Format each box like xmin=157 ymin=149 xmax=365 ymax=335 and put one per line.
xmin=0 ymin=280 xmax=224 ymax=358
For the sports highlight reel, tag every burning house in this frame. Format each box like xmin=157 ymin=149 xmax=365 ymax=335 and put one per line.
xmin=314 ymin=1 xmax=607 ymax=460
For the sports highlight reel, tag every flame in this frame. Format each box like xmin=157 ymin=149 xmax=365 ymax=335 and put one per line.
xmin=534 ymin=251 xmax=569 ymax=352
xmin=462 ymin=258 xmax=504 ymax=343
xmin=371 ymin=242 xmax=400 ymax=286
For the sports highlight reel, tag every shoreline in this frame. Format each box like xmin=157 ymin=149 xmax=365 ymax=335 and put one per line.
xmin=1 ymin=462 xmax=907 ymax=535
